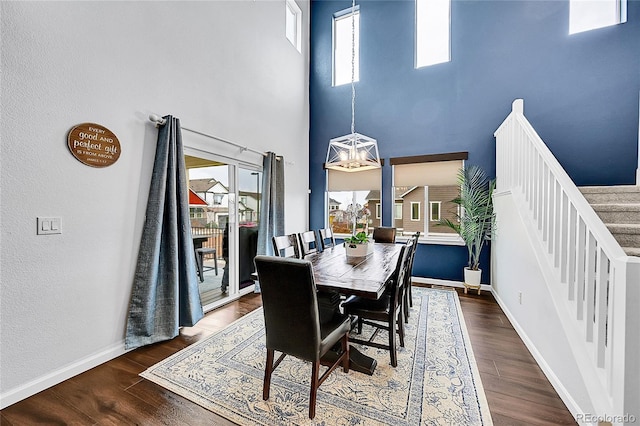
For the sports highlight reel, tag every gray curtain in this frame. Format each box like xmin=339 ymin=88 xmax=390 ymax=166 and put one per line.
xmin=125 ymin=115 xmax=203 ymax=350
xmin=257 ymin=152 xmax=284 ymax=255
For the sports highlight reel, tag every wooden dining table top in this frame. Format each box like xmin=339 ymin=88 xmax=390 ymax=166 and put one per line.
xmin=306 ymin=243 xmax=402 ymax=299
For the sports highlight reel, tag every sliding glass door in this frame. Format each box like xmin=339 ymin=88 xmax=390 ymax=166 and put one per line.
xmin=184 ymin=151 xmax=262 ymax=311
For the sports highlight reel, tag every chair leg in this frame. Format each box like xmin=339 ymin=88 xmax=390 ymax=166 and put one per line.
xmin=213 ymin=250 xmax=218 ymax=275
xmin=409 ymin=281 xmax=413 ymax=307
xmin=195 ymin=249 xmax=204 ymax=282
xmin=403 ymin=290 xmax=409 ymax=323
xmin=342 ymin=334 xmax=350 ymax=373
xmin=309 ymin=360 xmax=320 ymax=419
xmin=389 ymin=315 xmax=398 ymax=367
xmin=357 ymin=317 xmax=363 ymax=334
xmin=397 ymin=311 xmax=405 ymax=348
xmin=263 ymin=349 xmax=274 ymax=400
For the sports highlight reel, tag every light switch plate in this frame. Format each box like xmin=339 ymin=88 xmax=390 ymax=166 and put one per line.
xmin=37 ymin=217 xmax=62 ymax=235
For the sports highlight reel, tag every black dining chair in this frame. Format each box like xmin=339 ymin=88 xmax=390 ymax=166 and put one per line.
xmin=272 ymin=234 xmax=300 ymax=258
xmin=403 ymin=232 xmax=420 ymax=322
xmin=372 ymin=226 xmax=397 ymax=243
xmin=298 ymin=230 xmax=320 ymax=257
xmin=342 ymin=240 xmax=412 ymax=367
xmin=318 ymin=228 xmax=336 ymax=250
xmin=254 ymin=255 xmax=351 ymax=420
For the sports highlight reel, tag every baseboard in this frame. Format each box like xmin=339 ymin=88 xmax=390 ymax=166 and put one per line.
xmin=0 ymin=341 xmax=128 ymax=409
xmin=412 ymin=276 xmax=493 ymax=293
xmin=491 ymin=291 xmax=583 ymax=421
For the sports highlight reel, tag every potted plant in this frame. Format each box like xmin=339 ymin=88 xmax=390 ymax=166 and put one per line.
xmin=344 ymin=231 xmax=373 ymax=257
xmin=439 ymin=165 xmax=496 ymax=294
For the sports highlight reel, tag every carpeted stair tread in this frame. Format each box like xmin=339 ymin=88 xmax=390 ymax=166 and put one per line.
xmin=580 ymin=185 xmax=640 ymax=203
xmin=605 ymin=223 xmax=640 ymax=233
xmin=623 ymin=247 xmax=640 ymax=257
xmin=591 ymin=203 xmax=640 ymax=212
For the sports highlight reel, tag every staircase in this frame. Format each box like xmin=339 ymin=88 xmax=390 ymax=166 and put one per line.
xmin=493 ymin=99 xmax=640 ymax=424
xmin=580 ymin=186 xmax=640 ymax=257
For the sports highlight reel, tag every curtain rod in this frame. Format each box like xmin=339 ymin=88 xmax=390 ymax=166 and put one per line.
xmin=149 ymin=114 xmax=270 ymax=158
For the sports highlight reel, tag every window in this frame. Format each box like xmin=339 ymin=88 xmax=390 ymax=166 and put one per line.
xmin=394 ymin=203 xmax=403 ymax=220
xmin=392 ymin=152 xmax=467 ymax=239
xmin=410 ymin=202 xmax=421 ymax=221
xmin=333 ymin=6 xmax=360 ymax=86
xmin=415 ymin=0 xmax=451 ymax=68
xmin=286 ymin=0 xmax=302 ymax=52
xmin=327 ymin=167 xmax=380 ymax=235
xmin=569 ymin=0 xmax=626 ymax=34
xmin=430 ymin=201 xmax=441 ymax=221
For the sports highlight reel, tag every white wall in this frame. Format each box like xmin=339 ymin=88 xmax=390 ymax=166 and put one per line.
xmin=0 ymin=0 xmax=310 ymax=407
xmin=491 ymin=191 xmax=594 ymax=417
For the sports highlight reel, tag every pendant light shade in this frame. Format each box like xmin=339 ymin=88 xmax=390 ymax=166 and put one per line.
xmin=325 ymin=0 xmax=381 ymax=173
xmin=325 ymin=132 xmax=380 ymax=172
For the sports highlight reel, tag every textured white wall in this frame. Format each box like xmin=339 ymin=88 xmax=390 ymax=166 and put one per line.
xmin=491 ymin=192 xmax=593 ymax=416
xmin=0 ymin=0 xmax=309 ymax=406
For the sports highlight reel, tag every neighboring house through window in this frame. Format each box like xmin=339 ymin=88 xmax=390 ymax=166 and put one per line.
xmin=391 ymin=152 xmax=467 ymax=239
xmin=327 ymin=167 xmax=380 ymax=235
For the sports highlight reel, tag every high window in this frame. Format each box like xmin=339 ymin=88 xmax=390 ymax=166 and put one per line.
xmin=415 ymin=0 xmax=451 ymax=68
xmin=286 ymin=0 xmax=302 ymax=52
xmin=569 ymin=0 xmax=626 ymax=34
xmin=333 ymin=7 xmax=360 ymax=86
xmin=391 ymin=152 xmax=467 ymax=239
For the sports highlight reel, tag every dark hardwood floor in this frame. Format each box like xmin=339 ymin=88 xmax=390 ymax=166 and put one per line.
xmin=1 ymin=286 xmax=576 ymax=425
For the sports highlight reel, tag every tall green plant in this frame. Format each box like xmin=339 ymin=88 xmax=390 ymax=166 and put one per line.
xmin=439 ymin=165 xmax=496 ymax=271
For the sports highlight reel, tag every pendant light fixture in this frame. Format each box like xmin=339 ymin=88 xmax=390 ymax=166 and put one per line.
xmin=325 ymin=0 xmax=381 ymax=173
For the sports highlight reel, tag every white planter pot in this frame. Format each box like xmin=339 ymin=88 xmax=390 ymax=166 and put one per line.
xmin=344 ymin=242 xmax=373 ymax=257
xmin=463 ymin=267 xmax=482 ymax=295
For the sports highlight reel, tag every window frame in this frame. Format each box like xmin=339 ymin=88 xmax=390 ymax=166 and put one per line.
xmin=285 ymin=0 xmax=303 ymax=52
xmin=391 ymin=152 xmax=467 ymax=245
xmin=429 ymin=201 xmax=441 ymax=222
xmin=569 ymin=0 xmax=626 ymax=35
xmin=332 ymin=6 xmax=360 ymax=87
xmin=410 ymin=202 xmax=421 ymax=221
xmin=415 ymin=0 xmax=451 ymax=68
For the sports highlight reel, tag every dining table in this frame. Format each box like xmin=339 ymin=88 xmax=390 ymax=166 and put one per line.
xmin=305 ymin=242 xmax=403 ymax=375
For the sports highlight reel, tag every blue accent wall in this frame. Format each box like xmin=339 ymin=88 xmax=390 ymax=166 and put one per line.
xmin=310 ymin=0 xmax=640 ymax=282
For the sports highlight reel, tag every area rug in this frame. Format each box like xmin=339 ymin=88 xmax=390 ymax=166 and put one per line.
xmin=140 ymin=287 xmax=493 ymax=425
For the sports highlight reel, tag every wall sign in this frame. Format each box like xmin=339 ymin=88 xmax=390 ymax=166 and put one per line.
xmin=67 ymin=123 xmax=121 ymax=168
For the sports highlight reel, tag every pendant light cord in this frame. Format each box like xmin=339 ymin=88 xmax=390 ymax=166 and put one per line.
xmin=350 ymin=0 xmax=356 ymax=137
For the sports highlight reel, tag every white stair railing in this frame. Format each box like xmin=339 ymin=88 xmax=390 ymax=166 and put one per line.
xmin=494 ymin=99 xmax=640 ymax=421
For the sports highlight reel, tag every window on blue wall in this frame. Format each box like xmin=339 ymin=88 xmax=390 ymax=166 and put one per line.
xmin=333 ymin=7 xmax=360 ymax=86
xmin=415 ymin=0 xmax=451 ymax=68
xmin=286 ymin=0 xmax=302 ymax=52
xmin=327 ymin=167 xmax=380 ymax=236
xmin=569 ymin=0 xmax=626 ymax=34
xmin=391 ymin=153 xmax=466 ymax=240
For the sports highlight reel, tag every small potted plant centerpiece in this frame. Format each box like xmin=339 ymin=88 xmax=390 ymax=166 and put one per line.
xmin=343 ymin=204 xmax=373 ymax=257
xmin=439 ymin=165 xmax=496 ymax=294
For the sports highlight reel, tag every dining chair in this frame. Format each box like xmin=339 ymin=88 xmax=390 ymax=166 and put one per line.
xmin=298 ymin=230 xmax=319 ymax=257
xmin=272 ymin=234 xmax=301 ymax=258
xmin=342 ymin=240 xmax=412 ymax=367
xmin=372 ymin=226 xmax=397 ymax=243
xmin=403 ymin=232 xmax=420 ymax=322
xmin=254 ymin=255 xmax=351 ymax=419
xmin=318 ymin=227 xmax=336 ymax=251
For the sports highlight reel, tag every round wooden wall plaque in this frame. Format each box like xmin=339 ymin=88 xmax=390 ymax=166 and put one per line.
xmin=67 ymin=123 xmax=121 ymax=168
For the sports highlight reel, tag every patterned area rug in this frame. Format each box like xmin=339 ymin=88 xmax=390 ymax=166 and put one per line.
xmin=141 ymin=287 xmax=493 ymax=425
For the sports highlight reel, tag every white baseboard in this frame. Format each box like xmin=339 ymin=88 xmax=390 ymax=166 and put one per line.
xmin=491 ymin=291 xmax=584 ymax=422
xmin=412 ymin=276 xmax=493 ymax=293
xmin=0 ymin=342 xmax=128 ymax=409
